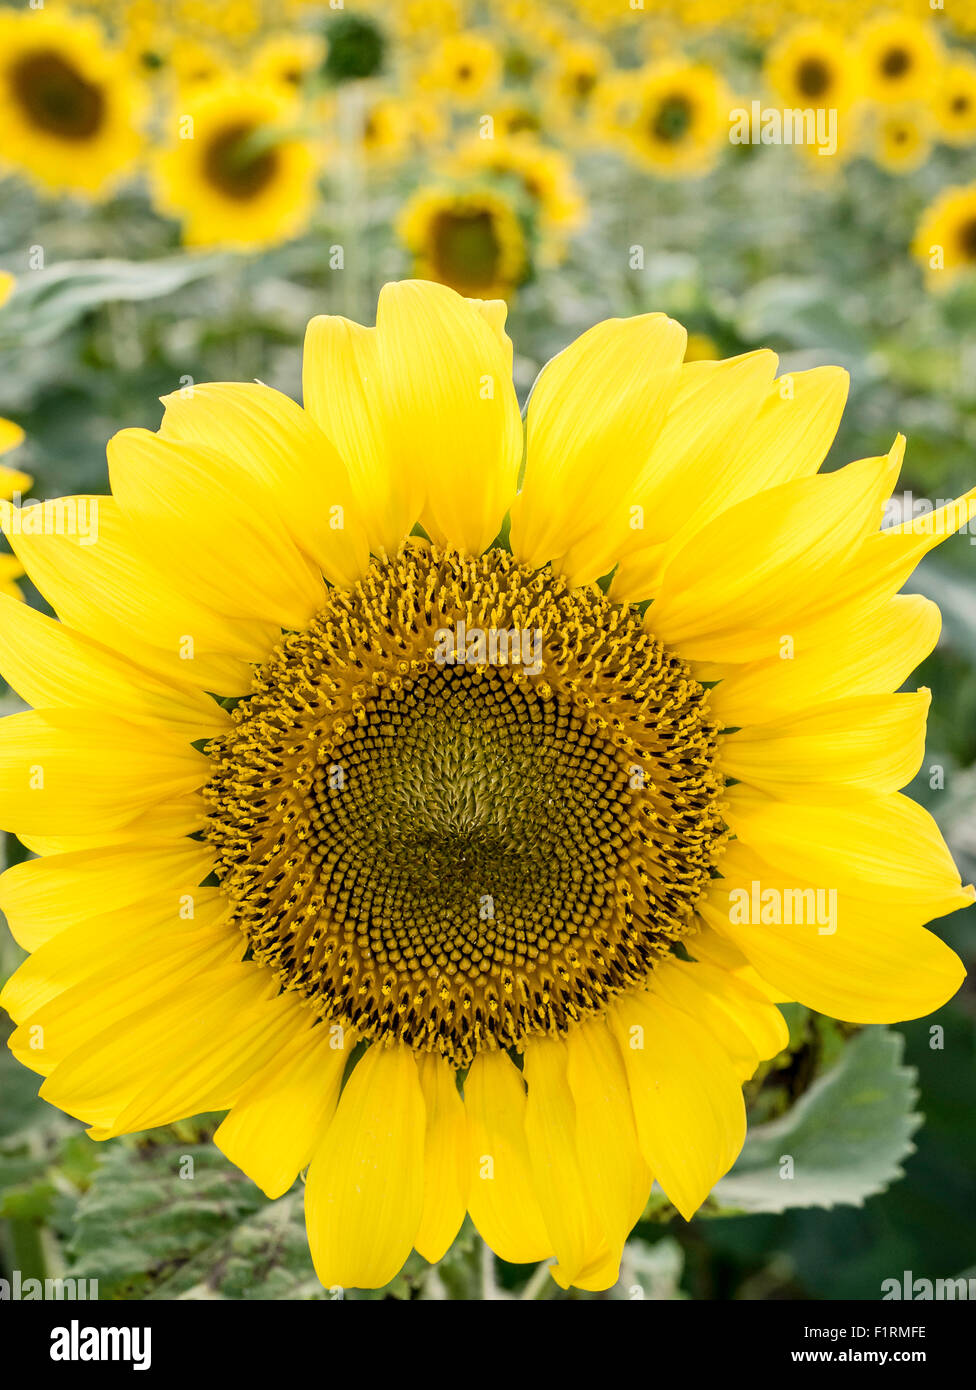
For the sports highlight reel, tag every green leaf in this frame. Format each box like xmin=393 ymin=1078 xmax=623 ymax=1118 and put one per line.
xmin=0 ymin=256 xmax=228 ymax=346
xmin=709 ymin=1027 xmax=921 ymax=1215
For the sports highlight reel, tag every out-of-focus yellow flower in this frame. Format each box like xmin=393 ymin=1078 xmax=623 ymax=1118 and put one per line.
xmin=443 ymin=133 xmax=585 ymax=258
xmin=490 ymin=94 xmax=545 ymax=138
xmin=250 ymin=32 xmax=326 ymax=95
xmin=386 ymin=0 xmax=465 ymax=39
xmin=168 ymin=38 xmax=229 ymax=93
xmin=931 ymin=56 xmax=976 ymax=147
xmin=152 ymin=81 xmax=318 ymax=250
xmin=421 ymin=32 xmax=501 ymax=104
xmin=360 ymin=95 xmax=417 ymax=166
xmin=857 ymin=14 xmax=942 ymax=106
xmin=870 ymin=105 xmax=932 ymax=174
xmin=764 ymin=23 xmax=861 ymax=112
xmin=545 ymin=36 xmax=607 ymax=126
xmin=913 ymin=183 xmax=976 ymax=284
xmin=0 ymin=8 xmax=144 ymax=198
xmin=623 ymin=60 xmax=730 ymax=178
xmin=396 ymin=185 xmax=529 ymax=300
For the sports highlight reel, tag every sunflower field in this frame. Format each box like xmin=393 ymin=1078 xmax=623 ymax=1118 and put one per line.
xmin=0 ymin=0 xmax=975 ymax=1326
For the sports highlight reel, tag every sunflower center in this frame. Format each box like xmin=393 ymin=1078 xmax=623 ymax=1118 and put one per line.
xmin=796 ymin=57 xmax=831 ymax=98
xmin=959 ymin=217 xmax=976 ymax=260
xmin=203 ymin=123 xmax=279 ymax=200
xmin=10 ymin=50 xmax=105 ymax=140
xmin=652 ymin=95 xmax=693 ymax=144
xmin=204 ymin=547 xmax=727 ymax=1065
xmin=431 ymin=208 xmax=501 ymax=287
xmin=880 ymin=46 xmax=911 ymax=79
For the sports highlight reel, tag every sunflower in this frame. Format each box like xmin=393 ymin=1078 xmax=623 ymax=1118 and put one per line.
xmin=857 ymin=14 xmax=943 ymax=105
xmin=397 ymin=190 xmax=529 ymax=299
xmin=249 ymin=32 xmax=326 ymax=94
xmin=1 ymin=283 xmax=973 ymax=1292
xmin=0 ymin=8 xmax=144 ymax=198
xmin=623 ymin=59 xmax=730 ymax=177
xmin=764 ymin=22 xmax=861 ymax=112
xmin=870 ymin=105 xmax=932 ymax=174
xmin=359 ymin=95 xmax=417 ymax=166
xmin=931 ymin=56 xmax=976 ymax=146
xmin=151 ymin=81 xmax=317 ymax=250
xmin=912 ymin=183 xmax=976 ymax=282
xmin=421 ymin=32 xmax=501 ymax=104
xmin=546 ymin=36 xmax=607 ymax=120
xmin=443 ymin=134 xmax=585 ymax=254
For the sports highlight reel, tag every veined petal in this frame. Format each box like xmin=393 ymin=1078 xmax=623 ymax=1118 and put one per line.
xmin=215 ymin=1017 xmax=354 ymax=1199
xmin=0 ymin=838 xmax=215 ymax=951
xmin=608 ymin=988 xmax=746 ymax=1220
xmin=305 ymin=1043 xmax=425 ymax=1289
xmin=720 ymin=691 xmax=931 ymax=800
xmin=726 ymin=787 xmax=973 ymax=915
xmin=464 ymin=1049 xmax=551 ymax=1265
xmin=647 ymin=958 xmax=788 ymax=1081
xmin=613 ymin=365 xmax=848 ymax=603
xmin=374 ymin=280 xmax=523 ymax=554
xmin=564 ymin=1019 xmax=652 ymax=1263
xmin=510 ymin=313 xmax=686 ymax=584
xmin=523 ymin=1036 xmax=611 ymax=1288
xmin=6 ymin=497 xmax=272 ymax=694
xmin=708 ymin=594 xmax=940 ymax=726
xmin=0 ymin=591 xmax=229 ymax=740
xmin=159 ymin=382 xmax=370 ymax=587
xmin=649 ymin=445 xmax=903 ymax=662
xmin=703 ymin=841 xmax=967 ymax=1022
xmin=0 ymin=709 xmax=207 ymax=836
xmin=413 ymin=1052 xmax=469 ymax=1264
xmin=108 ymin=429 xmax=325 ymax=630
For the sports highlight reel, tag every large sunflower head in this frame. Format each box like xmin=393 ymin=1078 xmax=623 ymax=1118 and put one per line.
xmin=912 ymin=183 xmax=976 ymax=283
xmin=396 ymin=189 xmax=531 ymax=300
xmin=0 ymin=8 xmax=144 ymax=197
xmin=151 ymin=80 xmax=318 ymax=250
xmin=764 ymin=22 xmax=861 ymax=112
xmin=624 ymin=59 xmax=731 ymax=177
xmin=857 ymin=13 xmax=943 ymax=105
xmin=0 ymin=282 xmax=973 ymax=1292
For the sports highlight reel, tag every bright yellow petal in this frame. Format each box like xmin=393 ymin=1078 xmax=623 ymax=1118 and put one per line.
xmin=159 ymin=382 xmax=370 ymax=587
xmin=0 ymin=709 xmax=207 ymax=837
xmin=720 ymin=691 xmax=931 ymax=800
xmin=608 ymin=988 xmax=745 ymax=1221
xmin=464 ymin=1049 xmax=551 ymax=1265
xmin=107 ymin=428 xmax=325 ymax=629
xmin=509 ymin=313 xmax=686 ymax=584
xmin=305 ymin=1043 xmax=425 ymax=1289
xmin=215 ymin=1017 xmax=354 ymax=1199
xmin=413 ymin=1052 xmax=469 ymax=1263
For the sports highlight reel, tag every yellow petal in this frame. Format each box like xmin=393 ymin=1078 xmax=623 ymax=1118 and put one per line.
xmin=510 ymin=313 xmax=686 ymax=584
xmin=613 ymin=364 xmax=848 ymax=602
xmin=608 ymin=988 xmax=746 ymax=1220
xmin=564 ymin=1019 xmax=651 ymax=1262
xmin=305 ymin=1043 xmax=425 ymax=1289
xmin=523 ymin=1036 xmax=611 ymax=1287
xmin=0 ymin=838 xmax=214 ymax=952
xmin=0 ymin=591 xmax=229 ymax=740
xmin=649 ymin=446 xmax=902 ymax=662
xmin=159 ymin=382 xmax=370 ymax=587
xmin=648 ymin=958 xmax=788 ymax=1080
xmin=464 ymin=1049 xmax=551 ymax=1265
xmin=720 ymin=691 xmax=931 ymax=800
xmin=108 ymin=429 xmax=325 ymax=629
xmin=703 ymin=841 xmax=967 ymax=1022
xmin=215 ymin=1018 xmax=354 ymax=1199
xmin=374 ymin=280 xmax=523 ymax=553
xmin=6 ymin=497 xmax=271 ymax=695
xmin=708 ymin=594 xmax=940 ymax=726
xmin=0 ymin=709 xmax=207 ymax=837
xmin=413 ymin=1052 xmax=469 ymax=1263
xmin=726 ymin=787 xmax=973 ymax=914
